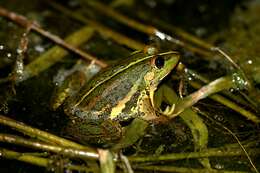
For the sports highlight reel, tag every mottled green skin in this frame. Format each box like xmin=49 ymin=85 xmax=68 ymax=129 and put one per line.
xmin=65 ymin=52 xmax=145 ymax=120
xmin=64 ymin=50 xmax=179 ymax=146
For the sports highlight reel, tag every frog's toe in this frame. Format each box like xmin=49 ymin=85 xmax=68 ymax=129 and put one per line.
xmin=161 ymin=104 xmax=175 ymax=116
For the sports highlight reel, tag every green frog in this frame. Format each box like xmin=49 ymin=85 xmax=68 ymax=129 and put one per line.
xmin=56 ymin=47 xmax=180 ymax=146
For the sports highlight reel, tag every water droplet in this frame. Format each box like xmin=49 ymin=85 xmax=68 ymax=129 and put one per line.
xmin=214 ymin=163 xmax=224 ymax=169
xmin=0 ymin=45 xmax=4 ymax=50
xmin=232 ymin=73 xmax=248 ymax=91
xmin=214 ymin=114 xmax=224 ymax=122
xmin=34 ymin=45 xmax=45 ymax=53
xmin=195 ymin=27 xmax=207 ymax=37
xmin=7 ymin=53 xmax=12 ymax=57
xmin=247 ymin=60 xmax=253 ymax=64
xmin=16 ymin=48 xmax=22 ymax=54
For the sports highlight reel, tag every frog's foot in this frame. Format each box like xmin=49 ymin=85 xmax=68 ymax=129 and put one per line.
xmin=161 ymin=104 xmax=175 ymax=117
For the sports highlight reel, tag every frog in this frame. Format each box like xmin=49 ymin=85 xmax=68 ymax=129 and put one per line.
xmin=54 ymin=46 xmax=180 ymax=147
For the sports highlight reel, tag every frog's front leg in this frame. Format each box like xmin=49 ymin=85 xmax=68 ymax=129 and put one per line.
xmin=112 ymin=118 xmax=149 ymax=150
xmin=154 ymin=84 xmax=177 ymax=117
xmin=50 ymin=61 xmax=100 ymax=110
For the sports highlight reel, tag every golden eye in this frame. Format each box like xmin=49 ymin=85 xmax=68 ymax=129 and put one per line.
xmin=154 ymin=56 xmax=165 ymax=69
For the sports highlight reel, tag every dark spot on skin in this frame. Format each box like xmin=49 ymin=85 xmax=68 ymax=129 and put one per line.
xmin=119 ymin=117 xmax=134 ymax=127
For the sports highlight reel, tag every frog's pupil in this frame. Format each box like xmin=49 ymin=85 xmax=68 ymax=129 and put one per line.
xmin=155 ymin=56 xmax=165 ymax=69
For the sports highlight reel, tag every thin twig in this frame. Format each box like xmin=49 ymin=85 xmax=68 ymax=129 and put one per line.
xmin=47 ymin=0 xmax=146 ymax=50
xmin=195 ymin=108 xmax=259 ymax=173
xmin=0 ymin=5 xmax=107 ymax=68
xmin=135 ymin=165 xmax=249 ymax=173
xmin=83 ymin=0 xmax=211 ymax=56
xmin=129 ymin=146 xmax=260 ymax=162
xmin=190 ymin=80 xmax=260 ymax=123
xmin=0 ymin=134 xmax=99 ymax=160
xmin=185 ymin=68 xmax=255 ymax=109
xmin=22 ymin=26 xmax=96 ymax=81
xmin=0 ymin=115 xmax=96 ymax=152
xmin=0 ymin=148 xmax=96 ymax=171
xmin=0 ymin=148 xmax=49 ymax=167
xmin=171 ymin=76 xmax=235 ymax=116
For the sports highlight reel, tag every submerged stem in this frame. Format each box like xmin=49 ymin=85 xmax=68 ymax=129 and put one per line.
xmin=129 ymin=146 xmax=259 ymax=162
xmin=0 ymin=148 xmax=95 ymax=171
xmin=191 ymin=81 xmax=260 ymax=123
xmin=172 ymin=76 xmax=234 ymax=116
xmin=0 ymin=115 xmax=96 ymax=152
xmin=0 ymin=134 xmax=99 ymax=160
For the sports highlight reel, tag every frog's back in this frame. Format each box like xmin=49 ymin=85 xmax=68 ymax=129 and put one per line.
xmin=64 ymin=52 xmax=151 ymax=121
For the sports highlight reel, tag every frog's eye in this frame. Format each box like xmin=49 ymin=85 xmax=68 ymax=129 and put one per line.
xmin=154 ymin=56 xmax=165 ymax=69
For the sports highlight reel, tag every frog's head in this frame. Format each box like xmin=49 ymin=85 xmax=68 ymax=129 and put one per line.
xmin=143 ymin=47 xmax=180 ymax=107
